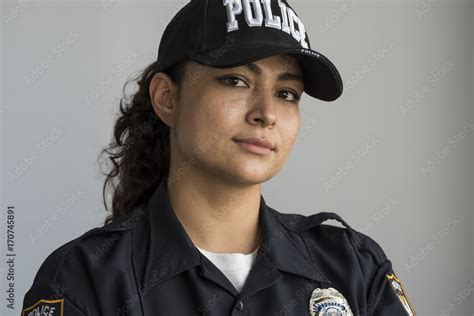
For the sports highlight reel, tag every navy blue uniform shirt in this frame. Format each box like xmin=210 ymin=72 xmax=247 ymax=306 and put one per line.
xmin=21 ymin=176 xmax=415 ymax=315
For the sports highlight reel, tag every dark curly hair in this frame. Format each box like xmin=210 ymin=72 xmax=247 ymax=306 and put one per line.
xmin=97 ymin=60 xmax=188 ymax=226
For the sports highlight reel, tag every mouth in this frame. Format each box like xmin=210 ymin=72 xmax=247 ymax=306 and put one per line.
xmin=233 ymin=137 xmax=275 ymax=155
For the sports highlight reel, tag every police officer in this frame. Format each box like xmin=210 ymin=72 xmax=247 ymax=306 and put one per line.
xmin=22 ymin=0 xmax=416 ymax=315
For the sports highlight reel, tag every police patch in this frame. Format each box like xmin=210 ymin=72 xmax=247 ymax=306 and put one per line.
xmin=386 ymin=273 xmax=416 ymax=316
xmin=22 ymin=298 xmax=64 ymax=316
xmin=309 ymin=287 xmax=353 ymax=316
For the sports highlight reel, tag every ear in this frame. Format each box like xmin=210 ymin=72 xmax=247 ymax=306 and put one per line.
xmin=149 ymin=72 xmax=179 ymax=128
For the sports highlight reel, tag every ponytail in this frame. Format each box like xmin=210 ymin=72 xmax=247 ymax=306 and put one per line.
xmin=98 ymin=60 xmax=187 ymax=225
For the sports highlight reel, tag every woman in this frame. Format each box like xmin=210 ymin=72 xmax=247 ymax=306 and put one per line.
xmin=21 ymin=0 xmax=415 ymax=315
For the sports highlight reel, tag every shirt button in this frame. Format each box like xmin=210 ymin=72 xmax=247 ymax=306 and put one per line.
xmin=236 ymin=300 xmax=244 ymax=311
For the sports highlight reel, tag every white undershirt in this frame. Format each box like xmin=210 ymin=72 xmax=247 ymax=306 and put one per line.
xmin=196 ymin=246 xmax=259 ymax=293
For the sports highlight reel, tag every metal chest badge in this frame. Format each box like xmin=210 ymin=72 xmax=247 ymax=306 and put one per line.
xmin=309 ymin=287 xmax=353 ymax=316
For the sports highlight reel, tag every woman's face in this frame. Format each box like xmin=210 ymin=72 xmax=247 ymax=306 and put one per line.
xmin=170 ymin=54 xmax=304 ymax=185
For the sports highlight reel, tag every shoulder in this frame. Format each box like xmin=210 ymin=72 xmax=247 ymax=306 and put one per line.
xmin=22 ymin=206 xmax=148 ymax=315
xmin=35 ymin=205 xmax=148 ymax=277
xmin=270 ymin=207 xmax=389 ymax=267
xmin=269 ymin=209 xmax=415 ymax=314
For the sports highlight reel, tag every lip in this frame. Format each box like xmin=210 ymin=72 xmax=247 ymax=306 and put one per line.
xmin=233 ymin=137 xmax=275 ymax=150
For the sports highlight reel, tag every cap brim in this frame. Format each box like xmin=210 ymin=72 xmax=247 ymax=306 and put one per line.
xmin=188 ymin=42 xmax=343 ymax=102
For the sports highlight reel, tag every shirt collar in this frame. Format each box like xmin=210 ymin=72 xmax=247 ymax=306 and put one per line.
xmin=142 ymin=176 xmax=330 ymax=291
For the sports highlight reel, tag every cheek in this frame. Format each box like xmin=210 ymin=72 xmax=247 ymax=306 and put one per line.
xmin=176 ymin=94 xmax=246 ymax=154
xmin=279 ymin=112 xmax=301 ymax=151
xmin=213 ymin=97 xmax=248 ymax=135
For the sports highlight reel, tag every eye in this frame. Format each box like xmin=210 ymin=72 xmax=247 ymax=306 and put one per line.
xmin=277 ymin=90 xmax=301 ymax=102
xmin=217 ymin=75 xmax=248 ymax=88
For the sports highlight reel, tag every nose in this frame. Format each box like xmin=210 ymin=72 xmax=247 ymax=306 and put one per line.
xmin=247 ymin=87 xmax=277 ymax=127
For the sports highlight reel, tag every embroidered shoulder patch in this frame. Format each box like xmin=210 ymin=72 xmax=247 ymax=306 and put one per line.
xmin=386 ymin=273 xmax=415 ymax=316
xmin=22 ymin=298 xmax=64 ymax=316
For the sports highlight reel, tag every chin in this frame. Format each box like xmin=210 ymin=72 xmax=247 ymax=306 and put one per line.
xmin=230 ymin=165 xmax=278 ymax=185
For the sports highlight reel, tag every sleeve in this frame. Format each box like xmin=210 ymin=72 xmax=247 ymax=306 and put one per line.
xmin=21 ymin=242 xmax=100 ymax=316
xmin=350 ymin=230 xmax=416 ymax=316
xmin=367 ymin=260 xmax=416 ymax=316
xmin=21 ymin=283 xmax=86 ymax=316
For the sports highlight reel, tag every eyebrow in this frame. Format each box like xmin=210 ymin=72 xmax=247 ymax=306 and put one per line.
xmin=245 ymin=63 xmax=304 ymax=83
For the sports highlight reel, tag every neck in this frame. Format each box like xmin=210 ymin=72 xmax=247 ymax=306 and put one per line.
xmin=166 ymin=171 xmax=262 ymax=254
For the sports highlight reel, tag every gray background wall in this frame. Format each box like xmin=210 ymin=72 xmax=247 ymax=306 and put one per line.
xmin=1 ymin=0 xmax=473 ymax=315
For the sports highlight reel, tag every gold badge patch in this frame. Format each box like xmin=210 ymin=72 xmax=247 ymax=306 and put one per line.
xmin=22 ymin=298 xmax=64 ymax=316
xmin=386 ymin=273 xmax=415 ymax=316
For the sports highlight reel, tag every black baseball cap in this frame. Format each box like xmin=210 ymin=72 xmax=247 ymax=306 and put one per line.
xmin=155 ymin=0 xmax=343 ymax=102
